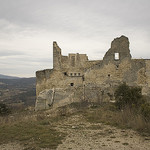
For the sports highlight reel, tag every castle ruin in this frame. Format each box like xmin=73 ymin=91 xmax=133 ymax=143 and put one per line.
xmin=35 ymin=35 xmax=150 ymax=110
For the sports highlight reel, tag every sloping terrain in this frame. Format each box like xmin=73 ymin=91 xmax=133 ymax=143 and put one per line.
xmin=0 ymin=104 xmax=149 ymax=150
xmin=0 ymin=114 xmax=149 ymax=150
xmin=56 ymin=114 xmax=150 ymax=150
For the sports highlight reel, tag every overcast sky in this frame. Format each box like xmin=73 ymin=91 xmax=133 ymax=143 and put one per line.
xmin=0 ymin=0 xmax=150 ymax=77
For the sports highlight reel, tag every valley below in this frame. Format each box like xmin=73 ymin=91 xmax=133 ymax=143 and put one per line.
xmin=0 ymin=77 xmax=36 ymax=110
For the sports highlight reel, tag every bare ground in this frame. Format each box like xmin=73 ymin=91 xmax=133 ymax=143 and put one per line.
xmin=57 ymin=114 xmax=150 ymax=150
xmin=0 ymin=114 xmax=150 ymax=150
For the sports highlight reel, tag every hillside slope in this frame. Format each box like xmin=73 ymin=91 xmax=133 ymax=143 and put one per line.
xmin=0 ymin=77 xmax=36 ymax=106
xmin=0 ymin=105 xmax=149 ymax=150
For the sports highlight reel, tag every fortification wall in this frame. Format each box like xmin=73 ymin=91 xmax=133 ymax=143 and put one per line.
xmin=35 ymin=35 xmax=150 ymax=110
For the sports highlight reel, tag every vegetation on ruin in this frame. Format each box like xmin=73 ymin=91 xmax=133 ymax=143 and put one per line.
xmin=114 ymin=83 xmax=143 ymax=109
xmin=114 ymin=83 xmax=150 ymax=121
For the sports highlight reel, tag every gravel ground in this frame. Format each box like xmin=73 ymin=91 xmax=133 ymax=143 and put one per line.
xmin=57 ymin=115 xmax=150 ymax=150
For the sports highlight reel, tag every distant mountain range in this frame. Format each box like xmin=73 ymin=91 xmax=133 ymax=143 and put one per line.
xmin=0 ymin=74 xmax=20 ymax=79
xmin=0 ymin=74 xmax=36 ymax=89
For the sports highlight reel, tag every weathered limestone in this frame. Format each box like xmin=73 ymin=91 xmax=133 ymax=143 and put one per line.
xmin=35 ymin=89 xmax=54 ymax=111
xmin=103 ymin=36 xmax=131 ymax=65
xmin=35 ymin=35 xmax=150 ymax=110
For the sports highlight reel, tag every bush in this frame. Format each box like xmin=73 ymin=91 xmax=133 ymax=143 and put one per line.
xmin=140 ymin=103 xmax=150 ymax=121
xmin=114 ymin=83 xmax=144 ymax=110
xmin=0 ymin=103 xmax=11 ymax=115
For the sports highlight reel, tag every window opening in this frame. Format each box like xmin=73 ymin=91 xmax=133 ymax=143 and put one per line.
xmin=64 ymin=72 xmax=67 ymax=75
xmin=115 ymin=53 xmax=119 ymax=60
xmin=70 ymin=83 xmax=74 ymax=86
xmin=116 ymin=65 xmax=119 ymax=70
xmin=74 ymin=73 xmax=76 ymax=76
xmin=82 ymin=75 xmax=85 ymax=81
xmin=70 ymin=73 xmax=72 ymax=76
xmin=78 ymin=73 xmax=80 ymax=76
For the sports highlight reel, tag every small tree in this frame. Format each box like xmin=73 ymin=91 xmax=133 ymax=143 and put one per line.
xmin=114 ymin=83 xmax=143 ymax=110
xmin=0 ymin=103 xmax=11 ymax=115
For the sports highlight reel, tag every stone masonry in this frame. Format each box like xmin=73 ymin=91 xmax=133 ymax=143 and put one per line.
xmin=35 ymin=35 xmax=150 ymax=110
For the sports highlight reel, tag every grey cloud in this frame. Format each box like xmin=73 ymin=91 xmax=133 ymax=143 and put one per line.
xmin=0 ymin=0 xmax=150 ymax=36
xmin=0 ymin=50 xmax=25 ymax=56
xmin=0 ymin=0 xmax=150 ymax=77
xmin=0 ymin=54 xmax=53 ymax=77
xmin=0 ymin=54 xmax=52 ymax=68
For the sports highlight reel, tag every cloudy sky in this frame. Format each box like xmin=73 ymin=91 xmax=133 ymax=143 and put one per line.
xmin=0 ymin=0 xmax=150 ymax=77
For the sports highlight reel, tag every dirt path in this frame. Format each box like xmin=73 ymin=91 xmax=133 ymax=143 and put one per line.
xmin=56 ymin=114 xmax=150 ymax=150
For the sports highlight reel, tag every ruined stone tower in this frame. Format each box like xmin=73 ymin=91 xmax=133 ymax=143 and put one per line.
xmin=103 ymin=36 xmax=132 ymax=64
xmin=35 ymin=36 xmax=150 ymax=110
xmin=53 ymin=42 xmax=62 ymax=70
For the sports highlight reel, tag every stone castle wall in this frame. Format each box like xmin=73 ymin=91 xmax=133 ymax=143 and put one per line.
xmin=35 ymin=36 xmax=150 ymax=110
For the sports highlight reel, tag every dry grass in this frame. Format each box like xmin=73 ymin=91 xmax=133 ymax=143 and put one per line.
xmin=0 ymin=122 xmax=65 ymax=148
xmin=51 ymin=102 xmax=150 ymax=134
xmin=0 ymin=109 xmax=66 ymax=149
xmin=80 ymin=103 xmax=150 ymax=134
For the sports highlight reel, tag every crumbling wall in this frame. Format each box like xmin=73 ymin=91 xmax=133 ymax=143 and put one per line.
xmin=36 ymin=69 xmax=53 ymax=95
xmin=36 ymin=69 xmax=84 ymax=96
xmin=35 ymin=35 xmax=150 ymax=111
xmin=103 ymin=35 xmax=131 ymax=65
xmin=53 ymin=42 xmax=62 ymax=70
xmin=53 ymin=42 xmax=89 ymax=71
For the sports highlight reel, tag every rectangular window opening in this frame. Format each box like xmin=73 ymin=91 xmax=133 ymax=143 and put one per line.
xmin=82 ymin=75 xmax=85 ymax=81
xmin=70 ymin=83 xmax=74 ymax=86
xmin=115 ymin=53 xmax=119 ymax=60
xmin=64 ymin=72 xmax=67 ymax=75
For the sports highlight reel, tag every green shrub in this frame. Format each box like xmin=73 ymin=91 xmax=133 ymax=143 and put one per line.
xmin=140 ymin=103 xmax=150 ymax=121
xmin=114 ymin=83 xmax=144 ymax=110
xmin=0 ymin=103 xmax=11 ymax=115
